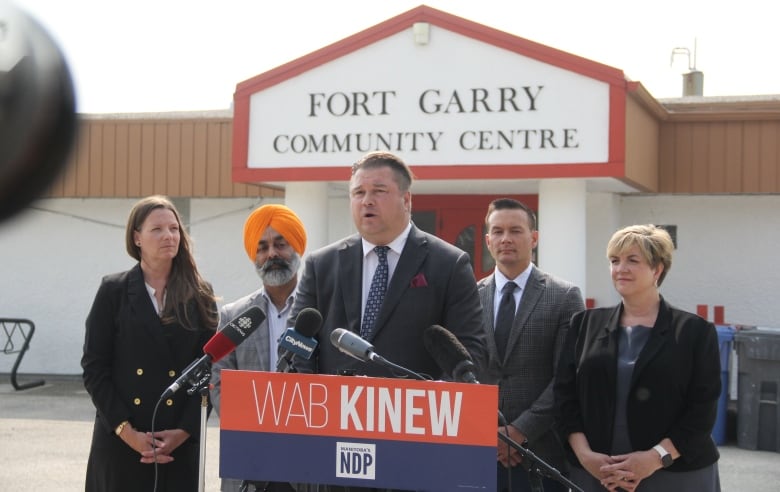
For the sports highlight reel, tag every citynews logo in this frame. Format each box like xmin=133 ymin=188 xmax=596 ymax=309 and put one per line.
xmin=336 ymin=442 xmax=376 ymax=480
xmin=285 ymin=332 xmax=315 ymax=354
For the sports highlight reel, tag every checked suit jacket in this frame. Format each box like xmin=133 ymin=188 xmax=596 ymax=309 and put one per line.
xmin=210 ymin=288 xmax=276 ymax=414
xmin=210 ymin=289 xmax=287 ymax=492
xmin=477 ymin=265 xmax=584 ymax=469
xmin=292 ymin=224 xmax=488 ymax=380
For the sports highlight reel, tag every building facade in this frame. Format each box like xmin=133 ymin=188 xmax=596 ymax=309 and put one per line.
xmin=1 ymin=6 xmax=778 ymax=375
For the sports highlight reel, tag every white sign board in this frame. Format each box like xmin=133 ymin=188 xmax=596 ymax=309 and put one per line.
xmin=246 ymin=26 xmax=610 ymax=169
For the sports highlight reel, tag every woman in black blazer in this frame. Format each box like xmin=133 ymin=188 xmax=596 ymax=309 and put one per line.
xmin=554 ymin=224 xmax=721 ymax=491
xmin=82 ymin=195 xmax=218 ymax=492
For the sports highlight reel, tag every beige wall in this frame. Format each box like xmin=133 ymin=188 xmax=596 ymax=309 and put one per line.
xmin=658 ymin=98 xmax=780 ymax=193
xmin=44 ymin=111 xmax=283 ymax=200
xmin=624 ymin=94 xmax=660 ymax=192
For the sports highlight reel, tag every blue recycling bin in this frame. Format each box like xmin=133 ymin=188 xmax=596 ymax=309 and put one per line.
xmin=713 ymin=325 xmax=735 ymax=445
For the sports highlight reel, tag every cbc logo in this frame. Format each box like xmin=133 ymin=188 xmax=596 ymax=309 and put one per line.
xmin=336 ymin=442 xmax=376 ymax=480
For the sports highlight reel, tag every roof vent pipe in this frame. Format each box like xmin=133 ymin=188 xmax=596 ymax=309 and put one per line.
xmin=682 ymin=70 xmax=704 ymax=97
xmin=671 ymin=39 xmax=703 ymax=97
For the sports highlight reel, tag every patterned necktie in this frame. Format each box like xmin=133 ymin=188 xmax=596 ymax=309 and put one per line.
xmin=361 ymin=246 xmax=389 ymax=340
xmin=494 ymin=281 xmax=518 ymax=358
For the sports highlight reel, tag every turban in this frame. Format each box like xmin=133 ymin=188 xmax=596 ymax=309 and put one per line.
xmin=243 ymin=204 xmax=306 ymax=261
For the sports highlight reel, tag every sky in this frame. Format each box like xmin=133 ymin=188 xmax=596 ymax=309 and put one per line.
xmin=11 ymin=0 xmax=780 ymax=114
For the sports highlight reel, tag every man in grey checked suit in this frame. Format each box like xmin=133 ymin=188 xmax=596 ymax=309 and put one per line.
xmin=210 ymin=203 xmax=307 ymax=492
xmin=477 ymin=198 xmax=585 ymax=492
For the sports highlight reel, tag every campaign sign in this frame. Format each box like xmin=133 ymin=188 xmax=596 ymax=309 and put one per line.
xmin=219 ymin=370 xmax=498 ymax=491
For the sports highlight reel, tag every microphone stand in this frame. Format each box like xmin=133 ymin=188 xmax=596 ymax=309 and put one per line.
xmin=497 ymin=432 xmax=583 ymax=492
xmin=368 ymin=353 xmax=428 ymax=381
xmin=185 ymin=368 xmax=213 ymax=492
xmin=277 ymin=353 xmax=301 ymax=374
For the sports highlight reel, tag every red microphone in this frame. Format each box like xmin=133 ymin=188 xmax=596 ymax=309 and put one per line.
xmin=160 ymin=306 xmax=265 ymax=399
xmin=203 ymin=306 xmax=265 ymax=362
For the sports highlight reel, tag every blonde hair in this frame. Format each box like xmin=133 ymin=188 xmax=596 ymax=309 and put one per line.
xmin=606 ymin=224 xmax=674 ymax=286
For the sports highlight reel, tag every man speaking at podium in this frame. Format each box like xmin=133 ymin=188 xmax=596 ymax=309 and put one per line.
xmin=289 ymin=151 xmax=488 ymax=491
xmin=211 ymin=204 xmax=307 ymax=492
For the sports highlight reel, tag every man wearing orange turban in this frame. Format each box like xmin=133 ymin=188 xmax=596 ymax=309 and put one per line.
xmin=243 ymin=204 xmax=307 ymax=261
xmin=211 ymin=203 xmax=308 ymax=492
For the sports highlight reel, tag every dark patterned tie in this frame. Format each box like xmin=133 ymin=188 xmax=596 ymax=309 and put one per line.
xmin=494 ymin=281 xmax=517 ymax=358
xmin=361 ymin=246 xmax=389 ymax=340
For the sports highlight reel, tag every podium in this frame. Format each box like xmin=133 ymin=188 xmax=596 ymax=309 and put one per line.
xmin=220 ymin=370 xmax=498 ymax=491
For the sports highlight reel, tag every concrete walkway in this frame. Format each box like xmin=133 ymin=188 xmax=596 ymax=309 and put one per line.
xmin=1 ymin=375 xmax=778 ymax=491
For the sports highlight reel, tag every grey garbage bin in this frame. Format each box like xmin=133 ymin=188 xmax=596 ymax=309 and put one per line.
xmin=734 ymin=327 xmax=780 ymax=452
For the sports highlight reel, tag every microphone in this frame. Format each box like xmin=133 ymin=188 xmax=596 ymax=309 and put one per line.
xmin=160 ymin=305 xmax=265 ymax=399
xmin=422 ymin=332 xmax=581 ymax=492
xmin=330 ymin=328 xmax=426 ymax=380
xmin=276 ymin=307 xmax=322 ymax=373
xmin=423 ymin=325 xmax=479 ymax=383
xmin=330 ymin=328 xmax=374 ymax=362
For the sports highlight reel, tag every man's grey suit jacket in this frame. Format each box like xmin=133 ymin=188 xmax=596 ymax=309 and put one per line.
xmin=477 ymin=265 xmax=584 ymax=468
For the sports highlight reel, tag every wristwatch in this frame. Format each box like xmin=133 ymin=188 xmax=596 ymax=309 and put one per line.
xmin=115 ymin=420 xmax=129 ymax=436
xmin=653 ymin=444 xmax=674 ymax=468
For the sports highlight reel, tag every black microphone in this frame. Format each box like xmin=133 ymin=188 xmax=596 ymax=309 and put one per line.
xmin=276 ymin=308 xmax=322 ymax=373
xmin=0 ymin=3 xmax=77 ymax=224
xmin=423 ymin=324 xmax=479 ymax=383
xmin=423 ymin=332 xmax=581 ymax=492
xmin=426 ymin=327 xmax=512 ymax=445
xmin=160 ymin=305 xmax=266 ymax=399
xmin=330 ymin=328 xmax=427 ymax=380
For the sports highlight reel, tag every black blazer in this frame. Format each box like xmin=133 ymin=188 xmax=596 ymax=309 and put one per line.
xmin=292 ymin=224 xmax=488 ymax=379
xmin=554 ymin=297 xmax=721 ymax=471
xmin=82 ymin=264 xmax=214 ymax=437
xmin=82 ymin=264 xmax=216 ymax=491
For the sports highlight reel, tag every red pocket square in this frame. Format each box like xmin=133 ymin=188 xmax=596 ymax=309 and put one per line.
xmin=410 ymin=273 xmax=428 ymax=288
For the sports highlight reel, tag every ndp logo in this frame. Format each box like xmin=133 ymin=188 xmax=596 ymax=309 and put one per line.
xmin=335 ymin=442 xmax=376 ymax=480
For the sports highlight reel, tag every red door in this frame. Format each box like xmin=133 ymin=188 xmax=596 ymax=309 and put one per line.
xmin=438 ymin=207 xmax=492 ymax=281
xmin=412 ymin=195 xmax=538 ymax=281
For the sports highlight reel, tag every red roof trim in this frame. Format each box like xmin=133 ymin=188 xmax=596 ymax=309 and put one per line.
xmin=235 ymin=5 xmax=625 ymax=98
xmin=233 ymin=160 xmax=623 ymax=183
xmin=608 ymin=84 xmax=627 ymax=175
